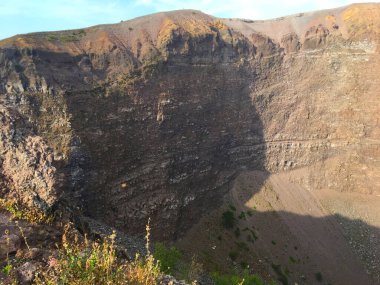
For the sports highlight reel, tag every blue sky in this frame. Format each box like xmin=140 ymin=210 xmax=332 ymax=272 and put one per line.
xmin=0 ymin=0 xmax=374 ymax=40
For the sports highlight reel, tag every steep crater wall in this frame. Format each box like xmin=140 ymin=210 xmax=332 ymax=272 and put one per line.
xmin=0 ymin=6 xmax=379 ymax=239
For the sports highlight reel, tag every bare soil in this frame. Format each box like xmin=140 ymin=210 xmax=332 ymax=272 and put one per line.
xmin=177 ymin=170 xmax=379 ymax=285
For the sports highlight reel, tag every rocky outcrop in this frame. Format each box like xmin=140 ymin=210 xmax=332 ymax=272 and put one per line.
xmin=0 ymin=233 xmax=21 ymax=259
xmin=0 ymin=104 xmax=59 ymax=211
xmin=0 ymin=4 xmax=379 ymax=240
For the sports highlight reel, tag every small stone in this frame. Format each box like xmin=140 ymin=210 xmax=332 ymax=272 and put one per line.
xmin=17 ymin=261 xmax=38 ymax=284
xmin=24 ymin=248 xmax=42 ymax=260
xmin=0 ymin=233 xmax=21 ymax=259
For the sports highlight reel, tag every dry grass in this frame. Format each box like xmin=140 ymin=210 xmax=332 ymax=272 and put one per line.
xmin=0 ymin=199 xmax=53 ymax=225
xmin=33 ymin=221 xmax=162 ymax=285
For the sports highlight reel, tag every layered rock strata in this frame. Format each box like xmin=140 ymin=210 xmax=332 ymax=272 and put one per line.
xmin=0 ymin=4 xmax=379 ymax=239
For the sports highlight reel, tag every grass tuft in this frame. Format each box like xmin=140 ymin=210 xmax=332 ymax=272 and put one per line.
xmin=0 ymin=199 xmax=53 ymax=224
xmin=34 ymin=222 xmax=162 ymax=285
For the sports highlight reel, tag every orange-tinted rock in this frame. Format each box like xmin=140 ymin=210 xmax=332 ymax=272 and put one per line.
xmin=0 ymin=4 xmax=379 ymax=242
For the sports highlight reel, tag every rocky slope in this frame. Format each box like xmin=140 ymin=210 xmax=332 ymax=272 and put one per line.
xmin=0 ymin=3 xmax=380 ymax=284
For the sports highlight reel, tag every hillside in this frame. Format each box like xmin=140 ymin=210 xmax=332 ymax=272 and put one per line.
xmin=0 ymin=3 xmax=380 ymax=284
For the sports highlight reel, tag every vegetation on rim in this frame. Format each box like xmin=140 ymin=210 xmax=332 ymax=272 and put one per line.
xmin=0 ymin=201 xmax=274 ymax=284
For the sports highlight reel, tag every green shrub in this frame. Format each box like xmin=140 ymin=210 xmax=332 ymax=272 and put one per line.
xmin=238 ymin=212 xmax=246 ymax=220
xmin=289 ymin=256 xmax=299 ymax=264
xmin=211 ymin=272 xmax=242 ymax=285
xmin=47 ymin=30 xmax=86 ymax=43
xmin=234 ymin=227 xmax=241 ymax=238
xmin=0 ymin=199 xmax=53 ymax=224
xmin=240 ymin=261 xmax=248 ymax=268
xmin=47 ymin=35 xmax=58 ymax=42
xmin=2 ymin=264 xmax=12 ymax=275
xmin=228 ymin=251 xmax=238 ymax=261
xmin=222 ymin=210 xmax=236 ymax=229
xmin=235 ymin=241 xmax=249 ymax=251
xmin=247 ymin=234 xmax=255 ymax=244
xmin=154 ymin=243 xmax=182 ymax=274
xmin=246 ymin=228 xmax=258 ymax=242
xmin=211 ymin=271 xmax=269 ymax=285
xmin=315 ymin=272 xmax=323 ymax=282
xmin=271 ymin=263 xmax=289 ymax=285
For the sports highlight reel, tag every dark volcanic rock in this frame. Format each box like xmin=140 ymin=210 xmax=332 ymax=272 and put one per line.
xmin=0 ymin=4 xmax=379 ymax=244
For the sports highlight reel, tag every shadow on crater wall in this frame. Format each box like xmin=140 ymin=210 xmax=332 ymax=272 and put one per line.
xmin=228 ymin=171 xmax=379 ymax=285
xmin=64 ymin=60 xmax=269 ymax=240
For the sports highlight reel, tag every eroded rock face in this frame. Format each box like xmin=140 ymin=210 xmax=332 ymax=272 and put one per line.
xmin=0 ymin=105 xmax=59 ymax=211
xmin=303 ymin=25 xmax=330 ymax=49
xmin=0 ymin=4 xmax=379 ymax=238
xmin=281 ymin=33 xmax=300 ymax=53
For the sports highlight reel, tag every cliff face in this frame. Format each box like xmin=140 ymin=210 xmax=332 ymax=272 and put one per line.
xmin=0 ymin=4 xmax=379 ymax=239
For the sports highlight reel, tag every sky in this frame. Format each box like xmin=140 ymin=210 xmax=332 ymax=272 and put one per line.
xmin=0 ymin=0 xmax=375 ymax=40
